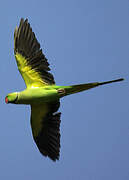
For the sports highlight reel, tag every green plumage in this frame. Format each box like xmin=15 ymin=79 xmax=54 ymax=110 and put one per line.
xmin=5 ymin=18 xmax=124 ymax=161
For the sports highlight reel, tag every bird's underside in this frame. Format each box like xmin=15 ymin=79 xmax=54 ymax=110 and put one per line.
xmin=5 ymin=18 xmax=124 ymax=162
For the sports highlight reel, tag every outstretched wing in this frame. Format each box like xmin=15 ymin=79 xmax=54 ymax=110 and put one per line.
xmin=14 ymin=18 xmax=55 ymax=88
xmin=31 ymin=101 xmax=61 ymax=161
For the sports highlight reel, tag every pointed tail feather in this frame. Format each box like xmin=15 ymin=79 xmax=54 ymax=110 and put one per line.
xmin=98 ymin=78 xmax=124 ymax=85
xmin=63 ymin=78 xmax=124 ymax=96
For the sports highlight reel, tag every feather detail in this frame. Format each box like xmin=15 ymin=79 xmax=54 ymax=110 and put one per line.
xmin=31 ymin=101 xmax=61 ymax=161
xmin=14 ymin=18 xmax=55 ymax=87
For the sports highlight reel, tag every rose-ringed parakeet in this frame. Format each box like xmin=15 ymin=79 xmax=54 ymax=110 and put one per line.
xmin=5 ymin=18 xmax=124 ymax=161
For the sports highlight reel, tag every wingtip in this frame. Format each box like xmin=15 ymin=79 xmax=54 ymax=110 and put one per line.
xmin=14 ymin=26 xmax=18 ymax=37
xmin=20 ymin=18 xmax=28 ymax=24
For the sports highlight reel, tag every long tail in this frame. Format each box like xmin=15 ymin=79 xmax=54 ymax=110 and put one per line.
xmin=62 ymin=78 xmax=124 ymax=96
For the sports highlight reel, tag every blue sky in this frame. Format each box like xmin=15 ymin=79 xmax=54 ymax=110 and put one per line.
xmin=0 ymin=0 xmax=128 ymax=179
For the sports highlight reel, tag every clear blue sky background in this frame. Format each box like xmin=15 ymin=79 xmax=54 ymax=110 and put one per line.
xmin=0 ymin=0 xmax=128 ymax=179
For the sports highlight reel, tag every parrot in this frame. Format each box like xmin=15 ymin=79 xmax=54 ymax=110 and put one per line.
xmin=5 ymin=18 xmax=124 ymax=161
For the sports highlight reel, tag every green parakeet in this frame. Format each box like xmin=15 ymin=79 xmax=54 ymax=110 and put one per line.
xmin=5 ymin=18 xmax=124 ymax=161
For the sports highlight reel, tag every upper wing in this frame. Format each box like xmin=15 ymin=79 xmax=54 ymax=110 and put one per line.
xmin=30 ymin=101 xmax=61 ymax=161
xmin=14 ymin=18 xmax=55 ymax=88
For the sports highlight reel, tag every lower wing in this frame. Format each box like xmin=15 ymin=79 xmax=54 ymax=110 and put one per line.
xmin=30 ymin=101 xmax=61 ymax=161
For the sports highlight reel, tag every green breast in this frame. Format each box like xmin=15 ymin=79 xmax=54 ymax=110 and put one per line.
xmin=17 ymin=87 xmax=60 ymax=105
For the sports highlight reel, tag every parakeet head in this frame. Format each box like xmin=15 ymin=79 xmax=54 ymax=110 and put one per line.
xmin=5 ymin=92 xmax=18 ymax=104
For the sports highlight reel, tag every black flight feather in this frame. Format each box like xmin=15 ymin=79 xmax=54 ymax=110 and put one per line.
xmin=14 ymin=18 xmax=55 ymax=85
xmin=31 ymin=102 xmax=61 ymax=161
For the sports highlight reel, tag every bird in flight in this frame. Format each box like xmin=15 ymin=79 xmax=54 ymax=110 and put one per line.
xmin=5 ymin=18 xmax=124 ymax=161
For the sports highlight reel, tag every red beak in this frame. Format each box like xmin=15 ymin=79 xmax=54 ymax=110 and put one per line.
xmin=5 ymin=97 xmax=8 ymax=104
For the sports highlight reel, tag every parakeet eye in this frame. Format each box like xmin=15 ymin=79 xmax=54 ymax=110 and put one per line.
xmin=5 ymin=97 xmax=8 ymax=104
